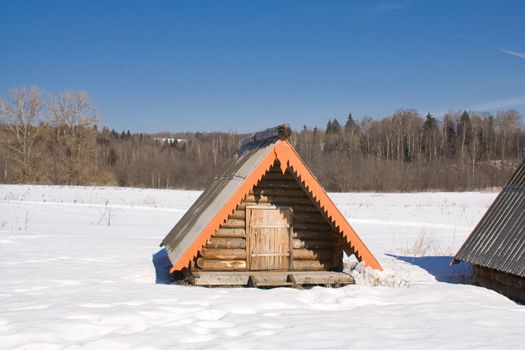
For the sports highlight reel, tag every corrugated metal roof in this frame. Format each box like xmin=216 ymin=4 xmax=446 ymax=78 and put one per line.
xmin=454 ymin=159 xmax=525 ymax=277
xmin=161 ymin=136 xmax=278 ymax=267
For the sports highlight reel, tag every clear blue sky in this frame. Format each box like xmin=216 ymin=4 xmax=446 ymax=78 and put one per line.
xmin=1 ymin=0 xmax=524 ymax=133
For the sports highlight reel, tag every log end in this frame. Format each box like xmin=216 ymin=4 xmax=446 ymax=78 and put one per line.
xmin=238 ymin=124 xmax=292 ymax=153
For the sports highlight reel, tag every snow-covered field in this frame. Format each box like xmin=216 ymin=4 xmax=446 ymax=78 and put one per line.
xmin=1 ymin=185 xmax=524 ymax=349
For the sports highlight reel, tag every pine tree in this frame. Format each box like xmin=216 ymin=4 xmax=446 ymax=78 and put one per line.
xmin=422 ymin=113 xmax=438 ymax=160
xmin=423 ymin=113 xmax=437 ymax=131
xmin=326 ymin=120 xmax=333 ymax=134
xmin=331 ymin=118 xmax=342 ymax=133
xmin=344 ymin=113 xmax=356 ymax=132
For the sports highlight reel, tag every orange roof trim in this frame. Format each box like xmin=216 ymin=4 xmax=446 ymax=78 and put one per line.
xmin=170 ymin=139 xmax=382 ymax=272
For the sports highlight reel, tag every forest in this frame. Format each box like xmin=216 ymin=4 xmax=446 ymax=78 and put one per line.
xmin=1 ymin=87 xmax=524 ymax=192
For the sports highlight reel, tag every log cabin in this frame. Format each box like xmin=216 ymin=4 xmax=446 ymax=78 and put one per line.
xmin=453 ymin=159 xmax=525 ymax=302
xmin=160 ymin=124 xmax=382 ymax=287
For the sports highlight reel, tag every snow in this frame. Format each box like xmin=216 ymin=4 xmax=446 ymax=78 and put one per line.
xmin=1 ymin=184 xmax=524 ymax=349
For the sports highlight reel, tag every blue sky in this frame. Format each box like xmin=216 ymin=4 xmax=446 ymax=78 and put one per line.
xmin=1 ymin=0 xmax=524 ymax=132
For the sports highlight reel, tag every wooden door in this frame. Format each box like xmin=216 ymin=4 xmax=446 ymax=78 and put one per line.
xmin=247 ymin=206 xmax=292 ymax=270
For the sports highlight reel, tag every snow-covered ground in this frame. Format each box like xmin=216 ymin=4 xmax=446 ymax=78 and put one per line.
xmin=1 ymin=185 xmax=524 ymax=349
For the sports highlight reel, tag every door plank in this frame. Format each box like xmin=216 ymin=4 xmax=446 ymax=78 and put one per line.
xmin=248 ymin=207 xmax=292 ymax=270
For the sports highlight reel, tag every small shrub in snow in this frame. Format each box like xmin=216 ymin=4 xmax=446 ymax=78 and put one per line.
xmin=345 ymin=261 xmax=410 ymax=288
xmin=398 ymin=230 xmax=451 ymax=257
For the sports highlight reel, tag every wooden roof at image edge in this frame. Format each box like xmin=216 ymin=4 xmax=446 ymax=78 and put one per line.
xmin=453 ymin=159 xmax=525 ymax=276
xmin=161 ymin=124 xmax=382 ymax=272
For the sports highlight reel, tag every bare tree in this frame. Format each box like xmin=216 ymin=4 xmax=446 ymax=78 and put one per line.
xmin=49 ymin=91 xmax=99 ymax=185
xmin=0 ymin=87 xmax=46 ymax=182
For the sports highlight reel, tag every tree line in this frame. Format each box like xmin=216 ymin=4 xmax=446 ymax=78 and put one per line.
xmin=297 ymin=111 xmax=523 ymax=191
xmin=1 ymin=87 xmax=524 ymax=192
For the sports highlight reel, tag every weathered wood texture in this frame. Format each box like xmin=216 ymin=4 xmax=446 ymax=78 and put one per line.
xmin=196 ymin=258 xmax=247 ymax=270
xmin=292 ymin=248 xmax=333 ymax=260
xmin=221 ymin=219 xmax=245 ymax=228
xmin=193 ymin=162 xmax=343 ymax=272
xmin=200 ymin=248 xmax=246 ymax=260
xmin=205 ymin=237 xmax=245 ymax=249
xmin=247 ymin=206 xmax=292 ymax=270
xmin=213 ymin=228 xmax=245 ymax=238
xmin=191 ymin=271 xmax=354 ymax=287
xmin=292 ymin=259 xmax=331 ymax=271
xmin=474 ymin=265 xmax=525 ymax=303
xmin=229 ymin=210 xmax=246 ymax=220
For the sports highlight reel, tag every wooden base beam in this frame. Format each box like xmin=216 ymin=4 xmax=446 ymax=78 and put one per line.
xmin=190 ymin=271 xmax=354 ymax=287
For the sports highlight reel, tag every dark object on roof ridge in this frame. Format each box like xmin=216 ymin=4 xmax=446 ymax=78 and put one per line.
xmin=238 ymin=124 xmax=291 ymax=154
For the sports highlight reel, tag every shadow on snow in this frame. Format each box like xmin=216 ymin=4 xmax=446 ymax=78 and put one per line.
xmin=386 ymin=254 xmax=473 ymax=284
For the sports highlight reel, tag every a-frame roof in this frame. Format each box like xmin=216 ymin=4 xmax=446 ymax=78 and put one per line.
xmin=161 ymin=125 xmax=382 ymax=272
xmin=454 ymin=159 xmax=525 ymax=277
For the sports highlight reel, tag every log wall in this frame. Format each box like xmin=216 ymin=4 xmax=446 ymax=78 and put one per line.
xmin=474 ymin=265 xmax=525 ymax=303
xmin=193 ymin=161 xmax=345 ymax=272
